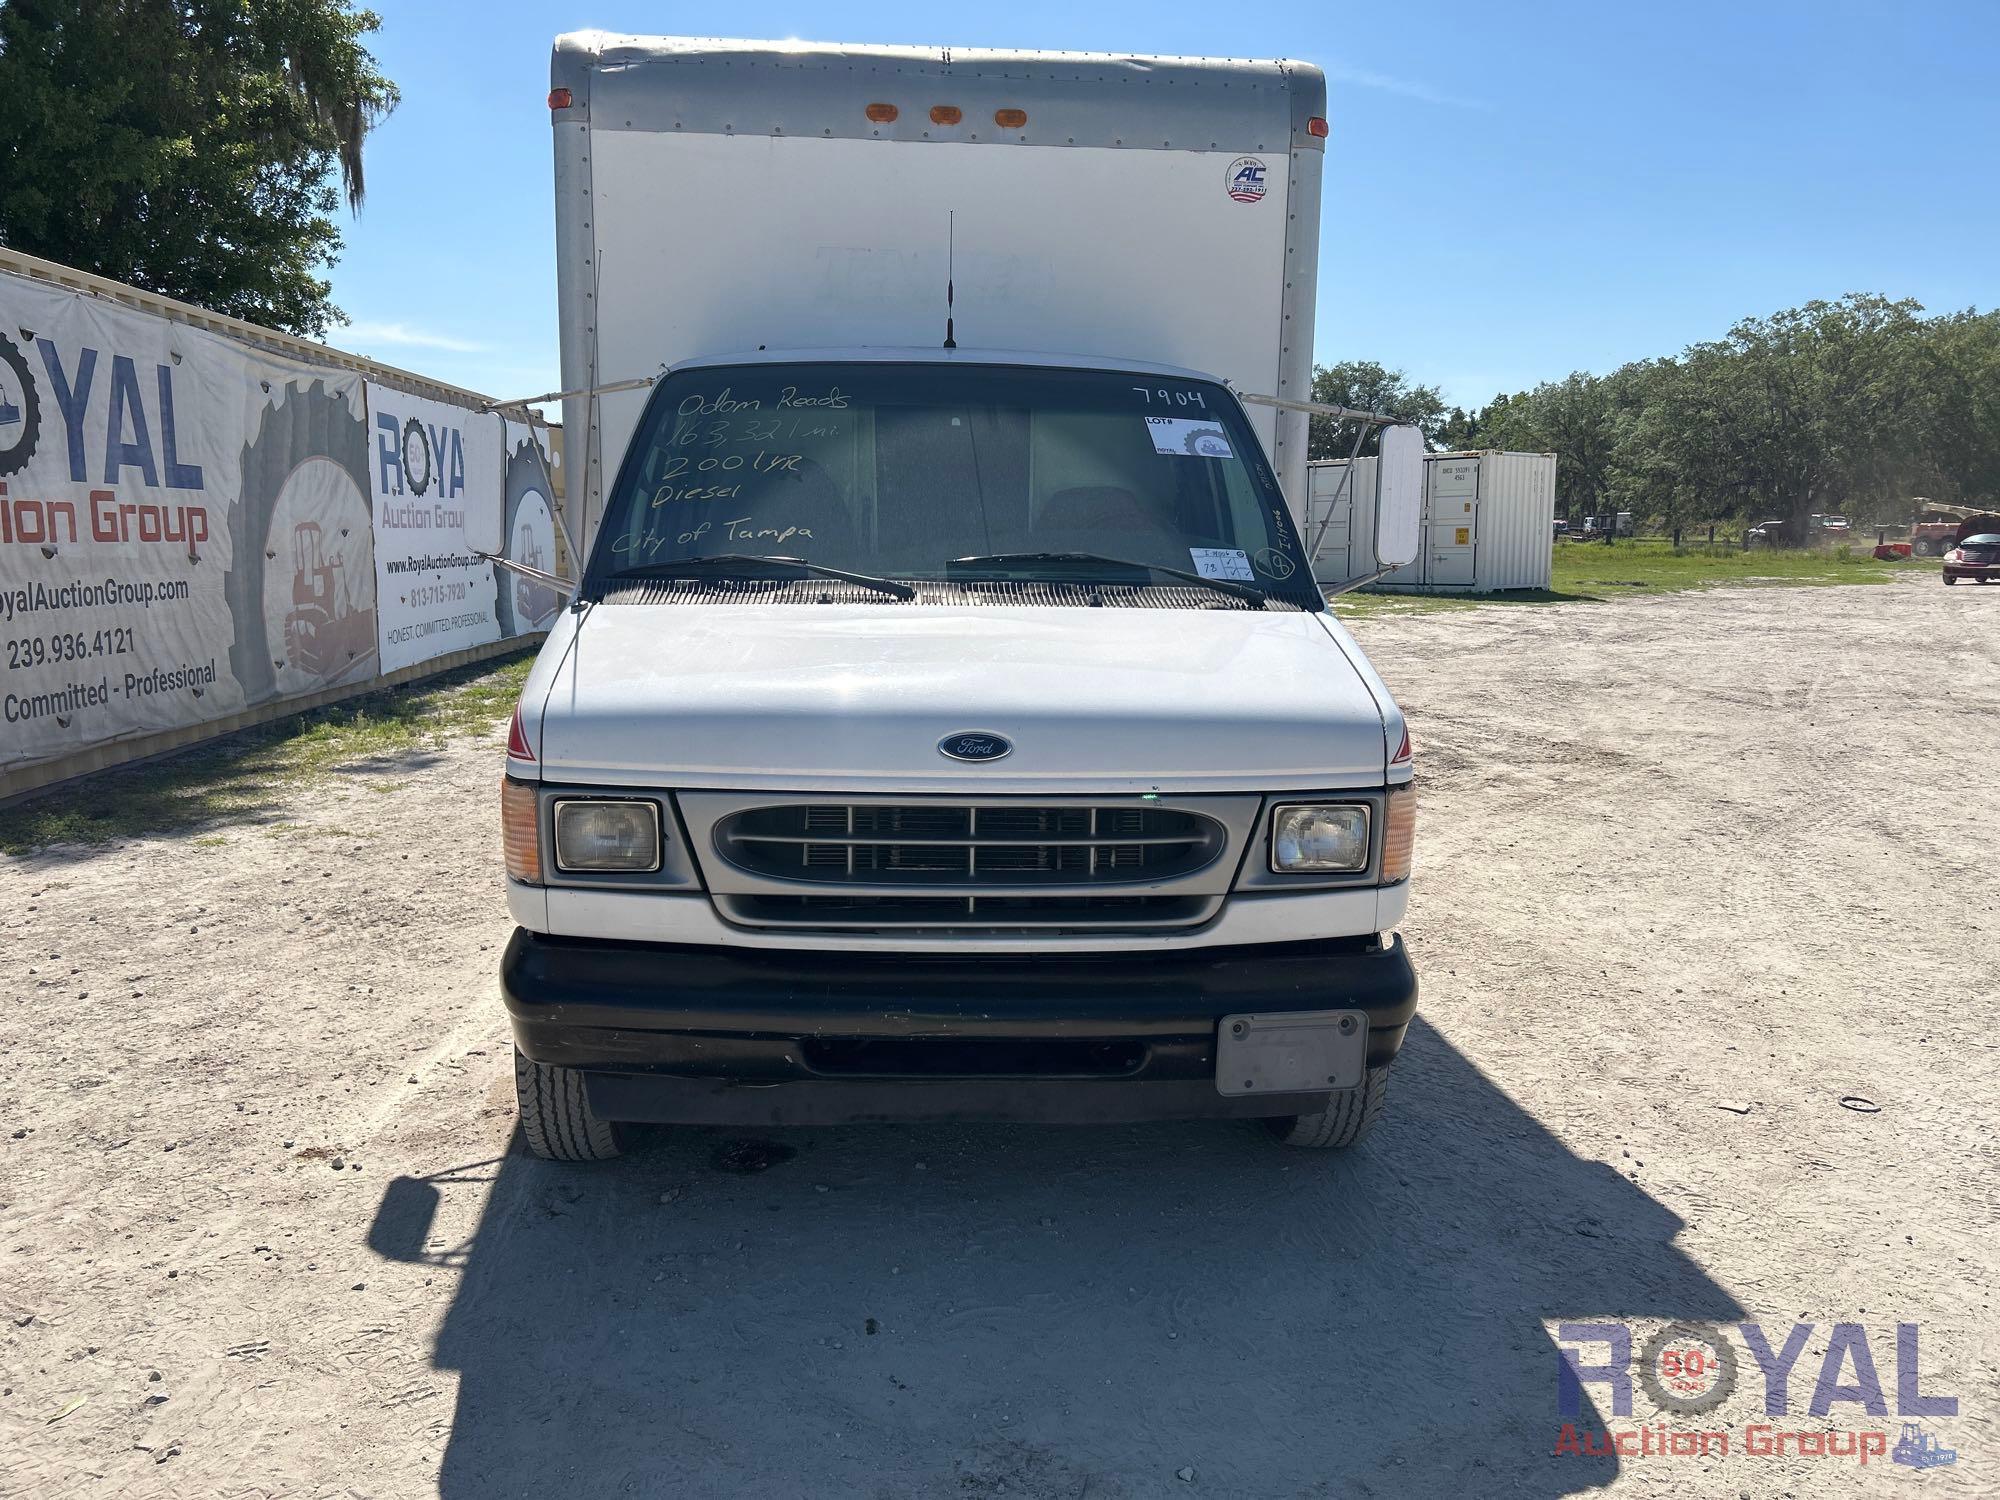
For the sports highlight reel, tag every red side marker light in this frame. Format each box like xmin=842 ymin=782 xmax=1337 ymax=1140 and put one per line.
xmin=1306 ymin=116 xmax=1329 ymax=138
xmin=1391 ymin=726 xmax=1412 ymax=764
xmin=507 ymin=704 xmax=536 ymax=761
xmin=548 ymin=87 xmax=573 ymax=110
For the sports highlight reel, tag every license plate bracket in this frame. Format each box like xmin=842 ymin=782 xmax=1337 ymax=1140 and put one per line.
xmin=1214 ymin=1010 xmax=1368 ymax=1096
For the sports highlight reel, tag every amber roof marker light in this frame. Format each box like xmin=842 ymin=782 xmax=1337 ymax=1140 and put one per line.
xmin=548 ymin=87 xmax=573 ymax=110
xmin=929 ymin=105 xmax=963 ymax=125
xmin=865 ymin=102 xmax=899 ymax=123
xmin=1306 ymin=116 xmax=1329 ymax=137
xmin=995 ymin=108 xmax=1028 ymax=129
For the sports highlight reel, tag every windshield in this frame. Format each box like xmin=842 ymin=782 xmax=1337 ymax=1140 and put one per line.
xmin=1960 ymin=534 xmax=2000 ymax=549
xmin=587 ymin=362 xmax=1318 ymax=603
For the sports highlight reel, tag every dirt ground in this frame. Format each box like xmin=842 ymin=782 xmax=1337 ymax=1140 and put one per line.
xmin=2 ymin=574 xmax=1995 ymax=1498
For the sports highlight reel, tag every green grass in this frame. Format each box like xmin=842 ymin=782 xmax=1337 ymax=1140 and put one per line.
xmin=1335 ymin=542 xmax=1918 ymax=617
xmin=0 ymin=650 xmax=536 ymax=855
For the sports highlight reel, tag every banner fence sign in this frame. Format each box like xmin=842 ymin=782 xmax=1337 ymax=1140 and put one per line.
xmin=0 ymin=266 xmax=560 ymax=782
xmin=366 ymin=383 xmax=505 ymax=675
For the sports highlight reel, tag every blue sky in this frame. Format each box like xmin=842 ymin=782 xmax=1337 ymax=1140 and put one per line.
xmin=326 ymin=0 xmax=1999 ymax=412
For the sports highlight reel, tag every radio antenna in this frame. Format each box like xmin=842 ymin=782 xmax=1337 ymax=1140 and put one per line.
xmin=942 ymin=211 xmax=957 ymax=349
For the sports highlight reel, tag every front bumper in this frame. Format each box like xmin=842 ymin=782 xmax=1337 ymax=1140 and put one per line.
xmin=501 ymin=929 xmax=1419 ymax=1125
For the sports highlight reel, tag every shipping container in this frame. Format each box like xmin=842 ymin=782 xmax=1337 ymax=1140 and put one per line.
xmin=1307 ymin=449 xmax=1556 ymax=593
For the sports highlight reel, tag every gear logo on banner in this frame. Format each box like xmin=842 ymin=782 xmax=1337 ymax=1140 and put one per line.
xmin=400 ymin=415 xmax=434 ymax=497
xmin=0 ymin=329 xmax=41 ymax=477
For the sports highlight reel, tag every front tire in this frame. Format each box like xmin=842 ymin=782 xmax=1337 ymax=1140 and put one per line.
xmin=1262 ymin=1064 xmax=1392 ymax=1149
xmin=1944 ymin=573 xmax=1958 ymax=585
xmin=514 ymin=1047 xmax=626 ymax=1160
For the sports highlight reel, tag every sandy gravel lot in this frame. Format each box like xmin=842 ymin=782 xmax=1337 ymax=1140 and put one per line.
xmin=2 ymin=574 xmax=1995 ymax=1498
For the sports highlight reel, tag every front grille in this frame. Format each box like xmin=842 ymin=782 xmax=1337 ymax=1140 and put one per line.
xmin=713 ymin=892 xmax=1219 ymax=931
xmin=716 ymin=803 xmax=1224 ymax=887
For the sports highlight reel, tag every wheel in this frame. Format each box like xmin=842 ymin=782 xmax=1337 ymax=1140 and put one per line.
xmin=514 ymin=1046 xmax=625 ymax=1160
xmin=1261 ymin=1064 xmax=1392 ymax=1149
xmin=1944 ymin=574 xmax=1957 ymax=585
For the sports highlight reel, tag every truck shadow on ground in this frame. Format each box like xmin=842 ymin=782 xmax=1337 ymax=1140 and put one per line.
xmin=370 ymin=1017 xmax=1741 ymax=1498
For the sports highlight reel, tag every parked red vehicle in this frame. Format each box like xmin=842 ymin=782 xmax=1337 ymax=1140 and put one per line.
xmin=1942 ymin=516 xmax=2000 ymax=585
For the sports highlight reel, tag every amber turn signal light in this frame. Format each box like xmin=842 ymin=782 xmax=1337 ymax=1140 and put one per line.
xmin=1381 ymin=786 xmax=1416 ymax=884
xmin=503 ymin=778 xmax=542 ymax=885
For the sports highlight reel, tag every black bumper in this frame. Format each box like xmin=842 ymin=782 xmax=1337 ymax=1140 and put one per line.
xmin=501 ymin=929 xmax=1418 ymax=1126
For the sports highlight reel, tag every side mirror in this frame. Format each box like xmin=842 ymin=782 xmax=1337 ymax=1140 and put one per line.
xmin=1374 ymin=424 xmax=1424 ymax=569
xmin=462 ymin=491 xmax=505 ymax=558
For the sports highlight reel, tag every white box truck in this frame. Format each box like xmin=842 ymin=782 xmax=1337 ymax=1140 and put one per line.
xmin=486 ymin=33 xmax=1425 ymax=1159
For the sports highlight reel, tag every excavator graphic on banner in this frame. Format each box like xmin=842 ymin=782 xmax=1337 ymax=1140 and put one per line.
xmin=284 ymin=520 xmax=376 ymax=680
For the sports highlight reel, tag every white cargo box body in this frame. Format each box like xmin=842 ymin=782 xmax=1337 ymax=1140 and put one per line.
xmin=1307 ymin=450 xmax=1557 ymax=592
xmin=550 ymin=34 xmax=1326 ymax=548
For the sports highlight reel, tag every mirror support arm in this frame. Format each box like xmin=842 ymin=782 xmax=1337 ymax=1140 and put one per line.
xmin=506 ymin=404 xmax=581 ymax=575
xmin=478 ymin=552 xmax=578 ymax=597
xmin=1235 ymin=391 xmax=1404 ymax=427
xmin=1321 ymin=564 xmax=1404 ymax=597
xmin=481 ymin=372 xmax=660 ymax=414
xmin=1307 ymin=420 xmax=1372 ymax=562
xmin=1234 ymin=389 xmax=1419 ymax=563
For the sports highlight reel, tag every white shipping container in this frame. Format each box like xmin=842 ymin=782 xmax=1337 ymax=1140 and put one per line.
xmin=1307 ymin=449 xmax=1556 ymax=593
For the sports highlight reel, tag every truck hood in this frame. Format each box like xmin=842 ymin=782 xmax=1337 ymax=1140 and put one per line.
xmin=532 ymin=603 xmax=1391 ymax=792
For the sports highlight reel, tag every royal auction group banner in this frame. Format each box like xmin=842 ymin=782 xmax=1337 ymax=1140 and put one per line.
xmin=366 ymin=383 xmax=506 ymax=674
xmin=0 ymin=268 xmax=554 ymax=776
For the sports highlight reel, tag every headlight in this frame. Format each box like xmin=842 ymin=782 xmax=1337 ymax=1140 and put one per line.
xmin=553 ymin=799 xmax=662 ymax=872
xmin=1270 ymin=804 xmax=1370 ymax=874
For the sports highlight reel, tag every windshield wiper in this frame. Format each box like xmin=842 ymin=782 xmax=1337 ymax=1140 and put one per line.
xmin=613 ymin=553 xmax=916 ymax=600
xmin=946 ymin=551 xmax=1269 ymax=606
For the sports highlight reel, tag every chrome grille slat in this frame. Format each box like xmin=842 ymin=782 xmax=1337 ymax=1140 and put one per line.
xmin=728 ymin=833 xmax=1199 ymax=847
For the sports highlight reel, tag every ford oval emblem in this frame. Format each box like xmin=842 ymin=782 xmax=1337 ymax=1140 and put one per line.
xmin=938 ymin=731 xmax=1013 ymax=763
